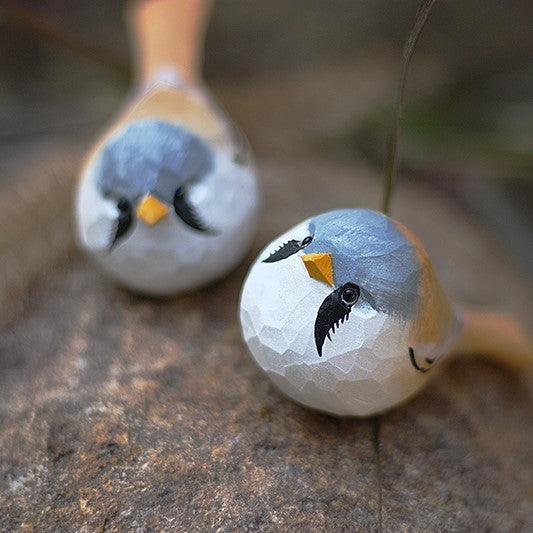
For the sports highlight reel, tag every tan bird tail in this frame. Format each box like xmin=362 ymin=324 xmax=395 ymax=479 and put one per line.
xmin=451 ymin=309 xmax=533 ymax=369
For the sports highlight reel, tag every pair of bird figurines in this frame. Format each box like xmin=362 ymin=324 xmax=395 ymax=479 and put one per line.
xmin=76 ymin=0 xmax=531 ymax=417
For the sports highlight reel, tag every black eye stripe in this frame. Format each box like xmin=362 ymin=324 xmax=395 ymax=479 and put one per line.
xmin=314 ymin=282 xmax=361 ymax=357
xmin=110 ymin=198 xmax=133 ymax=249
xmin=262 ymin=235 xmax=313 ymax=263
xmin=173 ymin=186 xmax=214 ymax=233
xmin=262 ymin=240 xmax=300 ymax=263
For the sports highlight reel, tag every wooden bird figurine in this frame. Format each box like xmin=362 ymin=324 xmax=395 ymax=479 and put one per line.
xmin=76 ymin=0 xmax=259 ymax=295
xmin=239 ymin=208 xmax=532 ymax=416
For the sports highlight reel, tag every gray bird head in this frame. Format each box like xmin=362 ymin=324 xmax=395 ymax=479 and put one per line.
xmin=97 ymin=119 xmax=213 ymax=203
xmin=262 ymin=208 xmax=422 ymax=356
xmin=93 ymin=118 xmax=215 ymax=247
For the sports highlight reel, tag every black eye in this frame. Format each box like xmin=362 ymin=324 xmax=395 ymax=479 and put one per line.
xmin=111 ymin=198 xmax=133 ymax=248
xmin=300 ymin=236 xmax=313 ymax=248
xmin=340 ymin=283 xmax=360 ymax=306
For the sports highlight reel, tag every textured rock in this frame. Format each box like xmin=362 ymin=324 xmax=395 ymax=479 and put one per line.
xmin=0 ymin=261 xmax=379 ymax=531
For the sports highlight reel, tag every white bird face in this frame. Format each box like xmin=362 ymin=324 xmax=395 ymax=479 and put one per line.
xmin=76 ymin=120 xmax=259 ymax=295
xmin=240 ymin=211 xmax=435 ymax=417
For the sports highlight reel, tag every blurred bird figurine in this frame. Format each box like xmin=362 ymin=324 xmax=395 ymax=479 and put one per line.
xmin=240 ymin=208 xmax=532 ymax=416
xmin=76 ymin=0 xmax=259 ymax=295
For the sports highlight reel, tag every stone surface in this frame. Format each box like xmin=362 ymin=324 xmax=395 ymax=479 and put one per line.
xmin=0 ymin=260 xmax=379 ymax=531
xmin=1 ymin=53 xmax=532 ymax=532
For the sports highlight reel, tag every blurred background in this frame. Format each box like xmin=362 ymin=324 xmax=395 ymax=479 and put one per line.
xmin=0 ymin=0 xmax=532 ymax=274
xmin=1 ymin=3 xmax=532 ymax=530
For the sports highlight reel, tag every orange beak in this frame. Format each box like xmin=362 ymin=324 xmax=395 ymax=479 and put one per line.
xmin=301 ymin=253 xmax=334 ymax=286
xmin=136 ymin=194 xmax=169 ymax=225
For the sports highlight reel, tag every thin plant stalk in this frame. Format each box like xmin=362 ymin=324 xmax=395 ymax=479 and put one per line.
xmin=382 ymin=0 xmax=438 ymax=215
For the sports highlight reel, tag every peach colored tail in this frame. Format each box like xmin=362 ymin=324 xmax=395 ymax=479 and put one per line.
xmin=452 ymin=309 xmax=533 ymax=369
xmin=129 ymin=0 xmax=212 ymax=85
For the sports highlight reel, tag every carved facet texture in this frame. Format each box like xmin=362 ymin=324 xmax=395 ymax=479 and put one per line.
xmin=240 ymin=209 xmax=460 ymax=416
xmin=76 ymin=118 xmax=259 ymax=295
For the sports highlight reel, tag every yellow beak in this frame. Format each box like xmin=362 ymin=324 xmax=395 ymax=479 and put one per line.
xmin=136 ymin=194 xmax=169 ymax=225
xmin=301 ymin=253 xmax=334 ymax=286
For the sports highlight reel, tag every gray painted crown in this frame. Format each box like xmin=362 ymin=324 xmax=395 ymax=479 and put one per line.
xmin=306 ymin=209 xmax=421 ymax=319
xmin=96 ymin=119 xmax=214 ymax=203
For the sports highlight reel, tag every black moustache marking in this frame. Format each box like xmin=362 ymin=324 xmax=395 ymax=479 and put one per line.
xmin=314 ymin=287 xmax=352 ymax=357
xmin=408 ymin=347 xmax=435 ymax=373
xmin=110 ymin=199 xmax=133 ymax=249
xmin=173 ymin=186 xmax=214 ymax=234
xmin=262 ymin=240 xmax=301 ymax=263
